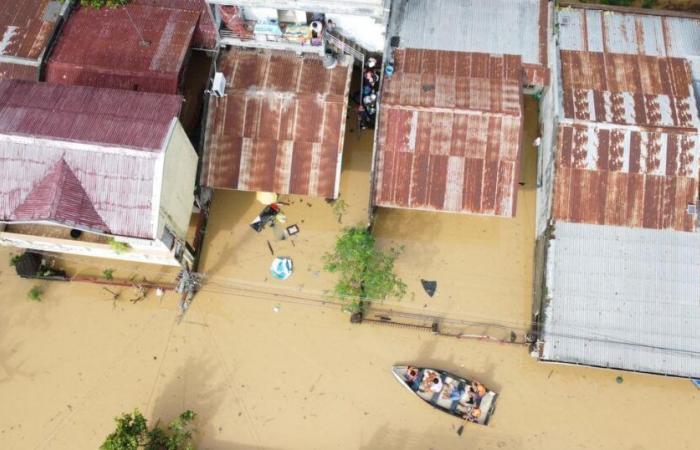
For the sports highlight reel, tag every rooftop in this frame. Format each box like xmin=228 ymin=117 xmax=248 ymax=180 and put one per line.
xmin=387 ymin=0 xmax=549 ymax=86
xmin=0 ymin=80 xmax=183 ymax=239
xmin=557 ymin=5 xmax=700 ymax=107
xmin=45 ymin=3 xmax=198 ymax=94
xmin=553 ymin=52 xmax=699 ymax=232
xmin=373 ymin=49 xmax=523 ymax=216
xmin=0 ymin=0 xmax=69 ymax=81
xmin=131 ymin=0 xmax=217 ymax=49
xmin=201 ymin=48 xmax=352 ymax=198
xmin=539 ymin=221 xmax=700 ymax=378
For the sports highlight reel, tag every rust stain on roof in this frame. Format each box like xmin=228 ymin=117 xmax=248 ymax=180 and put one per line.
xmin=45 ymin=4 xmax=198 ymax=94
xmin=374 ymin=49 xmax=524 ymax=216
xmin=201 ymin=49 xmax=352 ymax=198
xmin=0 ymin=0 xmax=65 ymax=81
xmin=554 ymin=50 xmax=699 ymax=232
xmin=560 ymin=51 xmax=698 ymax=130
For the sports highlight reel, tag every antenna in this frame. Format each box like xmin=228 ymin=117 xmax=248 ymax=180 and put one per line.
xmin=123 ymin=7 xmax=150 ymax=48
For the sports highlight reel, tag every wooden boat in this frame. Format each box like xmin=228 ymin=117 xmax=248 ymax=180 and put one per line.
xmin=391 ymin=365 xmax=498 ymax=426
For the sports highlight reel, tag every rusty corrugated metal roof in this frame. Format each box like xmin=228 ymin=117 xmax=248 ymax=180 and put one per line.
xmin=554 ymin=51 xmax=699 ymax=232
xmin=132 ymin=0 xmax=217 ymax=49
xmin=0 ymin=0 xmax=67 ymax=81
xmin=387 ymin=0 xmax=550 ymax=87
xmin=45 ymin=4 xmax=198 ymax=94
xmin=561 ymin=51 xmax=699 ymax=130
xmin=374 ymin=49 xmax=524 ymax=216
xmin=553 ymin=124 xmax=698 ymax=231
xmin=201 ymin=49 xmax=352 ymax=198
xmin=0 ymin=80 xmax=184 ymax=239
xmin=0 ymin=80 xmax=182 ymax=150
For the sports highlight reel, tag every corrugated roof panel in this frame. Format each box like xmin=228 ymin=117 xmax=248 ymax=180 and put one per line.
xmin=553 ymin=124 xmax=699 ymax=231
xmin=374 ymin=49 xmax=523 ymax=216
xmin=0 ymin=80 xmax=182 ymax=150
xmin=45 ymin=4 xmax=198 ymax=94
xmin=388 ymin=0 xmax=548 ymax=86
xmin=558 ymin=7 xmax=700 ymax=81
xmin=584 ymin=10 xmax=605 ymax=53
xmin=0 ymin=0 xmax=67 ymax=80
xmin=540 ymin=222 xmax=700 ymax=378
xmin=201 ymin=49 xmax=352 ymax=198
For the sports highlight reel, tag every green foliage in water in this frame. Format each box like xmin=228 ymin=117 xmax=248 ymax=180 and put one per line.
xmin=101 ymin=409 xmax=197 ymax=450
xmin=27 ymin=286 xmax=43 ymax=302
xmin=324 ymin=227 xmax=406 ymax=314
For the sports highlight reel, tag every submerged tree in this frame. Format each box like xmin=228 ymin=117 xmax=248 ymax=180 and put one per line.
xmin=101 ymin=409 xmax=197 ymax=450
xmin=324 ymin=227 xmax=406 ymax=315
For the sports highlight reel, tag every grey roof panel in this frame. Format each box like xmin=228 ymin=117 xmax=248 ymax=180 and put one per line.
xmin=540 ymin=222 xmax=700 ymax=377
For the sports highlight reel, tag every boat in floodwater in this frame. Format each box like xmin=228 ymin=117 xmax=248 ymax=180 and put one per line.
xmin=391 ymin=365 xmax=498 ymax=426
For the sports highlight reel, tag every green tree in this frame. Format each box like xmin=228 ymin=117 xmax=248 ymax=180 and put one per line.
xmin=101 ymin=409 xmax=197 ymax=450
xmin=324 ymin=227 xmax=406 ymax=315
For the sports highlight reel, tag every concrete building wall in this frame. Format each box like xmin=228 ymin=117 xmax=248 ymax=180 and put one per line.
xmin=0 ymin=229 xmax=179 ymax=266
xmin=208 ymin=0 xmax=388 ymax=20
xmin=157 ymin=121 xmax=198 ymax=242
xmin=326 ymin=13 xmax=385 ymax=52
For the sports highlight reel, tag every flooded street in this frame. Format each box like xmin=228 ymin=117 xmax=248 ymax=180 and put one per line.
xmin=372 ymin=98 xmax=539 ymax=328
xmin=0 ymin=259 xmax=698 ymax=449
xmin=1 ymin=99 xmax=699 ymax=450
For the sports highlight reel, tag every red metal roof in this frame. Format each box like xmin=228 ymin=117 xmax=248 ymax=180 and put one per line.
xmin=12 ymin=158 xmax=110 ymax=233
xmin=0 ymin=0 xmax=66 ymax=81
xmin=201 ymin=49 xmax=352 ymax=198
xmin=374 ymin=49 xmax=524 ymax=216
xmin=132 ymin=0 xmax=217 ymax=49
xmin=0 ymin=80 xmax=182 ymax=150
xmin=0 ymin=80 xmax=184 ymax=239
xmin=554 ymin=51 xmax=700 ymax=232
xmin=45 ymin=4 xmax=198 ymax=94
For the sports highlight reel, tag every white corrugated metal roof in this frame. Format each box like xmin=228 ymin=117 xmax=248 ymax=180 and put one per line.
xmin=388 ymin=0 xmax=543 ymax=65
xmin=540 ymin=222 xmax=700 ymax=377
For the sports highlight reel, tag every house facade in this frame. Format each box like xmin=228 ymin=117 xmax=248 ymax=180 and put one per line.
xmin=0 ymin=80 xmax=198 ymax=267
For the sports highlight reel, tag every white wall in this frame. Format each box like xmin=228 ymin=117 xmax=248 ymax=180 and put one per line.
xmin=208 ymin=1 xmax=388 ymax=21
xmin=242 ymin=7 xmax=279 ymax=22
xmin=157 ymin=121 xmax=198 ymax=242
xmin=326 ymin=13 xmax=385 ymax=52
xmin=0 ymin=231 xmax=180 ymax=266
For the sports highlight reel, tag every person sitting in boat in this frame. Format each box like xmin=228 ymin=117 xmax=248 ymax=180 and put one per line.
xmin=405 ymin=366 xmax=419 ymax=383
xmin=465 ymin=407 xmax=481 ymax=423
xmin=468 ymin=382 xmax=487 ymax=406
xmin=419 ymin=370 xmax=443 ymax=393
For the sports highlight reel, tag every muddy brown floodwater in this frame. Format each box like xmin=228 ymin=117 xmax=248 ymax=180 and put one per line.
xmin=1 ymin=101 xmax=699 ymax=449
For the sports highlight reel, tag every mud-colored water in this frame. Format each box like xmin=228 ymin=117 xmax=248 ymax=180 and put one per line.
xmin=0 ymin=259 xmax=698 ymax=449
xmin=1 ymin=99 xmax=698 ymax=449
